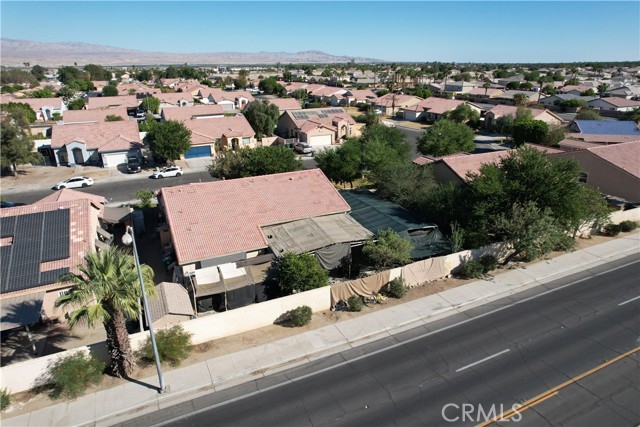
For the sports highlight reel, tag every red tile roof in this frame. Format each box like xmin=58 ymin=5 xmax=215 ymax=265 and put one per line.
xmin=34 ymin=189 xmax=106 ymax=215
xmin=86 ymin=95 xmax=140 ymax=109
xmin=14 ymin=97 xmax=63 ymax=111
xmin=160 ymin=169 xmax=350 ymax=264
xmin=266 ymin=98 xmax=302 ymax=111
xmin=586 ymin=141 xmax=640 ymax=178
xmin=63 ymin=106 xmax=129 ymax=124
xmin=51 ymin=120 xmax=142 ymax=151
xmin=180 ymin=115 xmax=255 ymax=145
xmin=597 ymin=97 xmax=640 ymax=108
xmin=161 ymin=104 xmax=225 ymax=121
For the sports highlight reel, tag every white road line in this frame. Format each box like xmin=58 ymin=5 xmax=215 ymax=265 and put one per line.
xmin=455 ymin=349 xmax=511 ymax=373
xmin=619 ymin=295 xmax=640 ymax=306
xmin=151 ymin=258 xmax=640 ymax=427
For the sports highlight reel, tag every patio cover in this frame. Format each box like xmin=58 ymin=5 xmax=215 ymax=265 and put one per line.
xmin=193 ymin=262 xmax=272 ymax=297
xmin=262 ymin=214 xmax=372 ymax=256
xmin=1 ymin=292 xmax=45 ymax=332
xmin=102 ymin=206 xmax=133 ymax=224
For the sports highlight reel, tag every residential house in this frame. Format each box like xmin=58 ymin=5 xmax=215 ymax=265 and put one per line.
xmin=330 ymin=89 xmax=378 ymax=107
xmin=307 ymin=85 xmax=347 ymax=102
xmin=484 ymin=105 xmax=565 ymax=129
xmin=180 ymin=114 xmax=256 ymax=158
xmin=551 ymin=141 xmax=640 ymax=202
xmin=15 ymin=97 xmax=66 ymax=121
xmin=277 ymin=107 xmax=357 ymax=147
xmin=570 ymin=120 xmax=640 ymax=135
xmin=443 ymin=80 xmax=478 ymax=96
xmin=199 ymin=89 xmax=254 ymax=111
xmin=156 ymin=92 xmax=195 ymax=108
xmin=609 ymin=86 xmax=640 ymax=100
xmin=159 ymin=78 xmax=181 ymax=88
xmin=401 ymin=98 xmax=481 ymax=122
xmin=374 ymin=93 xmax=423 ymax=116
xmin=494 ymin=90 xmax=542 ymax=105
xmin=49 ymin=120 xmax=143 ymax=167
xmin=587 ymin=97 xmax=640 ymax=112
xmin=413 ymin=145 xmax=564 ymax=186
xmin=0 ymin=198 xmax=103 ymax=333
xmin=538 ymin=94 xmax=596 ymax=108
xmin=497 ymin=75 xmax=525 ymax=87
xmin=557 ymin=133 xmax=640 ymax=151
xmin=86 ymin=95 xmax=140 ymax=110
xmin=558 ymin=85 xmax=596 ymax=96
xmin=62 ymin=106 xmax=130 ymax=124
xmin=264 ymin=98 xmax=302 ymax=114
xmin=161 ymin=104 xmax=225 ymax=122
xmin=466 ymin=87 xmax=505 ymax=101
xmin=91 ymin=81 xmax=109 ymax=93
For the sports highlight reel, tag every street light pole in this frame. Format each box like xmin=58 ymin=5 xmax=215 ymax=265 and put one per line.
xmin=122 ymin=225 xmax=166 ymax=393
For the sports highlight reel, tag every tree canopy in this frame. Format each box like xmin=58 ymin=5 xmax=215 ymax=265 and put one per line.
xmin=512 ymin=119 xmax=549 ymax=146
xmin=363 ymin=228 xmax=414 ymax=270
xmin=276 ymin=252 xmax=329 ymax=295
xmin=207 ymin=146 xmax=302 ymax=179
xmin=417 ymin=119 xmax=475 ymax=157
xmin=258 ymin=77 xmax=285 ymax=96
xmin=141 ymin=96 xmax=160 ymax=114
xmin=102 ymin=84 xmax=119 ymax=97
xmin=1 ymin=107 xmax=41 ymax=174
xmin=243 ymin=100 xmax=280 ymax=139
xmin=147 ymin=120 xmax=192 ymax=162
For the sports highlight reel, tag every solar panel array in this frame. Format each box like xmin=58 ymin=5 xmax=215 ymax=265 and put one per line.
xmin=321 ymin=109 xmax=344 ymax=114
xmin=1 ymin=209 xmax=71 ymax=293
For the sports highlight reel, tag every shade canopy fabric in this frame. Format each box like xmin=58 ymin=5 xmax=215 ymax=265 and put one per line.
xmin=1 ymin=292 xmax=45 ymax=332
xmin=262 ymin=214 xmax=372 ymax=256
xmin=102 ymin=206 xmax=133 ymax=224
xmin=192 ymin=262 xmax=272 ymax=297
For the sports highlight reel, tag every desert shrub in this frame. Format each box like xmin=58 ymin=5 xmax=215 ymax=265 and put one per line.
xmin=619 ymin=220 xmax=638 ymax=232
xmin=348 ymin=295 xmax=364 ymax=312
xmin=289 ymin=305 xmax=312 ymax=327
xmin=387 ymin=277 xmax=407 ymax=299
xmin=479 ymin=255 xmax=498 ymax=273
xmin=135 ymin=188 xmax=155 ymax=208
xmin=47 ymin=352 xmax=105 ymax=399
xmin=138 ymin=325 xmax=192 ymax=367
xmin=553 ymin=234 xmax=576 ymax=252
xmin=0 ymin=388 xmax=10 ymax=411
xmin=460 ymin=260 xmax=484 ymax=279
xmin=603 ymin=223 xmax=621 ymax=236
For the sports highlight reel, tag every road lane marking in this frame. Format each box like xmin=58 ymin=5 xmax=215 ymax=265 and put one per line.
xmin=619 ymin=295 xmax=640 ymax=306
xmin=151 ymin=259 xmax=640 ymax=427
xmin=455 ymin=349 xmax=510 ymax=373
xmin=476 ymin=346 xmax=640 ymax=427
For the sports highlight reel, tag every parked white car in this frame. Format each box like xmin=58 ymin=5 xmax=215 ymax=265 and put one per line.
xmin=54 ymin=176 xmax=94 ymax=190
xmin=152 ymin=166 xmax=183 ymax=179
xmin=294 ymin=142 xmax=315 ymax=155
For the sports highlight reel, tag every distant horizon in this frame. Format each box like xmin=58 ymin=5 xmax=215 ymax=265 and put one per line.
xmin=1 ymin=1 xmax=639 ymax=63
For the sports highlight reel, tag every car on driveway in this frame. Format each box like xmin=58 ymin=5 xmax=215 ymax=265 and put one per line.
xmin=0 ymin=201 xmax=26 ymax=208
xmin=127 ymin=156 xmax=142 ymax=174
xmin=53 ymin=176 xmax=94 ymax=190
xmin=293 ymin=142 xmax=314 ymax=155
xmin=152 ymin=166 xmax=183 ymax=179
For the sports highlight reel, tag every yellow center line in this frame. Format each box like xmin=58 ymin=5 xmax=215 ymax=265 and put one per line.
xmin=476 ymin=346 xmax=640 ymax=427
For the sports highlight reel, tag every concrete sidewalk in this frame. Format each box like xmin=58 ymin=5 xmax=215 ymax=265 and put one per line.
xmin=2 ymin=233 xmax=639 ymax=427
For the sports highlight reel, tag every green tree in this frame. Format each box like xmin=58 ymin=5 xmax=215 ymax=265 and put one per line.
xmin=445 ymin=104 xmax=480 ymax=127
xmin=102 ymin=85 xmax=119 ymax=97
xmin=619 ymin=107 xmax=640 ymax=124
xmin=141 ymin=96 xmax=160 ymax=114
xmin=545 ymin=125 xmax=566 ymax=147
xmin=30 ymin=65 xmax=47 ymax=81
xmin=374 ymin=161 xmax=436 ymax=211
xmin=363 ymin=228 xmax=414 ymax=270
xmin=242 ymin=146 xmax=303 ymax=176
xmin=57 ymin=66 xmax=90 ymax=84
xmin=105 ymin=114 xmax=124 ymax=122
xmin=30 ymin=86 xmax=54 ymax=98
xmin=512 ymin=119 xmax=549 ymax=146
xmin=1 ymin=102 xmax=36 ymax=123
xmin=207 ymin=149 xmax=247 ymax=179
xmin=417 ymin=119 xmax=475 ymax=156
xmin=147 ymin=120 xmax=192 ymax=162
xmin=0 ymin=69 xmax=38 ymax=86
xmin=55 ymin=246 xmax=155 ymax=378
xmin=315 ymin=140 xmax=361 ymax=187
xmin=575 ymin=108 xmax=603 ymax=120
xmin=83 ymin=64 xmax=110 ymax=81
xmin=67 ymin=98 xmax=86 ymax=110
xmin=512 ymin=93 xmax=529 ymax=106
xmin=277 ymin=252 xmax=329 ymax=295
xmin=597 ymin=82 xmax=610 ymax=98
xmin=1 ymin=108 xmax=41 ymax=175
xmin=243 ymin=100 xmax=280 ymax=139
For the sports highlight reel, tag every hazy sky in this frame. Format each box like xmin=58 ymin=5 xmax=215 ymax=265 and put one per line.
xmin=1 ymin=1 xmax=639 ymax=62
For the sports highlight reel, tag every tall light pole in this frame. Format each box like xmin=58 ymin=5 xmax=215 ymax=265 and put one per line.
xmin=122 ymin=225 xmax=166 ymax=393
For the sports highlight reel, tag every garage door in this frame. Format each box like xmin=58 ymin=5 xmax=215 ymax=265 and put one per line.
xmin=308 ymin=134 xmax=332 ymax=147
xmin=102 ymin=152 xmax=128 ymax=168
xmin=184 ymin=145 xmax=211 ymax=159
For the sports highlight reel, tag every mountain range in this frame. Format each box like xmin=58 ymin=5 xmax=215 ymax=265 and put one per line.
xmin=0 ymin=38 xmax=384 ymax=66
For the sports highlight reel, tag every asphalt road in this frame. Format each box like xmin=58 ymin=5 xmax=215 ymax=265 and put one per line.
xmin=118 ymin=254 xmax=640 ymax=427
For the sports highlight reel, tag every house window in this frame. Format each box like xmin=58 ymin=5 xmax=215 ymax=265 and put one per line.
xmin=242 ymin=137 xmax=250 ymax=145
xmin=58 ymin=289 xmax=70 ymax=297
xmin=578 ymin=172 xmax=588 ymax=183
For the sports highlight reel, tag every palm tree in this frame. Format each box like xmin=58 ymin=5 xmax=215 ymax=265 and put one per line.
xmin=56 ymin=246 xmax=155 ymax=378
xmin=482 ymin=81 xmax=492 ymax=97
xmin=597 ymin=82 xmax=610 ymax=98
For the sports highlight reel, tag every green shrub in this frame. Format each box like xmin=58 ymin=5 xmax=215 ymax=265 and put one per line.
xmin=47 ymin=352 xmax=105 ymax=399
xmin=289 ymin=305 xmax=312 ymax=327
xmin=139 ymin=325 xmax=192 ymax=367
xmin=348 ymin=295 xmax=364 ymax=312
xmin=553 ymin=234 xmax=576 ymax=252
xmin=619 ymin=220 xmax=638 ymax=232
xmin=460 ymin=260 xmax=484 ymax=279
xmin=135 ymin=188 xmax=155 ymax=208
xmin=479 ymin=255 xmax=498 ymax=273
xmin=387 ymin=277 xmax=407 ymax=299
xmin=0 ymin=388 xmax=10 ymax=411
xmin=603 ymin=223 xmax=621 ymax=236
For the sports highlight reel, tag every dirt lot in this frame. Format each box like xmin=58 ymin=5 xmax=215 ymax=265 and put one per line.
xmin=1 ymin=231 xmax=631 ymax=416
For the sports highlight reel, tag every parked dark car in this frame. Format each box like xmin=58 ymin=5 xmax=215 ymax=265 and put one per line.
xmin=127 ymin=156 xmax=142 ymax=174
xmin=0 ymin=201 xmax=26 ymax=208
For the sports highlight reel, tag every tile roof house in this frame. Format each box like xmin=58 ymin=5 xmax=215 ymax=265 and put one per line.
xmin=179 ymin=114 xmax=256 ymax=157
xmin=277 ymin=107 xmax=357 ymax=147
xmin=587 ymin=97 xmax=640 ymax=112
xmin=538 ymin=94 xmax=597 ymax=108
xmin=400 ymin=98 xmax=482 ymax=122
xmin=13 ymin=97 xmax=66 ymax=121
xmin=199 ymin=89 xmax=254 ymax=111
xmin=484 ymin=105 xmax=565 ymax=129
xmin=50 ymin=120 xmax=143 ymax=167
xmin=413 ymin=145 xmax=563 ymax=186
xmin=558 ymin=85 xmax=596 ymax=95
xmin=570 ymin=120 xmax=640 ymax=135
xmin=609 ymin=85 xmax=640 ymax=100
xmin=161 ymin=104 xmax=225 ymax=122
xmin=375 ymin=94 xmax=423 ymax=116
xmin=552 ymin=141 xmax=640 ymax=202
xmin=495 ymin=90 xmax=542 ymax=105
xmin=0 ymin=199 xmax=102 ymax=331
xmin=264 ymin=97 xmax=302 ymax=113
xmin=330 ymin=89 xmax=378 ymax=107
xmin=62 ymin=106 xmax=130 ymax=124
xmin=86 ymin=95 xmax=140 ymax=110
xmin=156 ymin=92 xmax=195 ymax=108
xmin=158 ymin=169 xmax=351 ymax=272
xmin=466 ymin=87 xmax=505 ymax=99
